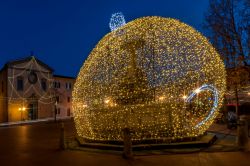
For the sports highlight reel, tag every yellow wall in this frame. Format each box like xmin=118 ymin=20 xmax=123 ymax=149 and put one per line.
xmin=8 ymin=100 xmax=28 ymax=122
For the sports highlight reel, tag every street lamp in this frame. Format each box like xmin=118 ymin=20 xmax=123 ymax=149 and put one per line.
xmin=19 ymin=107 xmax=26 ymax=121
xmin=182 ymin=95 xmax=187 ymax=100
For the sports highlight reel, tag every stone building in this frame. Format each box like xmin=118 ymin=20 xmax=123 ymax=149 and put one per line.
xmin=0 ymin=56 xmax=75 ymax=122
xmin=225 ymin=65 xmax=250 ymax=105
xmin=53 ymin=75 xmax=74 ymax=118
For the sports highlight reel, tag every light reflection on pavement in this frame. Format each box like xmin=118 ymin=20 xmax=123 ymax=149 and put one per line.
xmin=0 ymin=120 xmax=250 ymax=166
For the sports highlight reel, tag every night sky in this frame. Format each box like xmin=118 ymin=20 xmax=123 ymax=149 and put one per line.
xmin=0 ymin=0 xmax=209 ymax=77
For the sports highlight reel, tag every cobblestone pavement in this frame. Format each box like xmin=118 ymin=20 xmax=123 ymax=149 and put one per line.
xmin=0 ymin=120 xmax=250 ymax=166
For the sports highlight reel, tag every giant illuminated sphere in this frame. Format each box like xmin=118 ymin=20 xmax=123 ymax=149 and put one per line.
xmin=73 ymin=16 xmax=226 ymax=142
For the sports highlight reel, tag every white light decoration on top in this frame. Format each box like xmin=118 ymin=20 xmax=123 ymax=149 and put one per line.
xmin=109 ymin=12 xmax=126 ymax=31
xmin=73 ymin=16 xmax=226 ymax=142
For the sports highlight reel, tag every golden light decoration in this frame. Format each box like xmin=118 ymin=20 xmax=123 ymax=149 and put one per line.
xmin=73 ymin=16 xmax=226 ymax=142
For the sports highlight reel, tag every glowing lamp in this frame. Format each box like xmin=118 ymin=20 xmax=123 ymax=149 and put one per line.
xmin=195 ymin=88 xmax=201 ymax=93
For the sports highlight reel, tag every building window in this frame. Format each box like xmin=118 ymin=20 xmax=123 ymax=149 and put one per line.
xmin=57 ymin=82 xmax=60 ymax=88
xmin=41 ymin=79 xmax=47 ymax=91
xmin=50 ymin=82 xmax=53 ymax=88
xmin=67 ymin=97 xmax=70 ymax=103
xmin=53 ymin=81 xmax=61 ymax=88
xmin=17 ymin=77 xmax=23 ymax=91
xmin=67 ymin=108 xmax=71 ymax=116
xmin=66 ymin=82 xmax=72 ymax=90
xmin=57 ymin=108 xmax=61 ymax=114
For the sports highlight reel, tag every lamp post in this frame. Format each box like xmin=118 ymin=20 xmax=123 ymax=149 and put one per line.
xmin=54 ymin=101 xmax=58 ymax=122
xmin=19 ymin=107 xmax=26 ymax=121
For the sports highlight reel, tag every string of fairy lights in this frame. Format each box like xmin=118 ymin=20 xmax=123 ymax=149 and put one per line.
xmin=73 ymin=16 xmax=226 ymax=142
xmin=185 ymin=84 xmax=219 ymax=128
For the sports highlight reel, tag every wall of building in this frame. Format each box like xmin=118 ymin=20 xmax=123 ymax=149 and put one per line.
xmin=38 ymin=102 xmax=54 ymax=119
xmin=53 ymin=76 xmax=75 ymax=118
xmin=8 ymin=100 xmax=27 ymax=121
xmin=0 ymin=68 xmax=8 ymax=122
xmin=226 ymin=66 xmax=250 ymax=105
xmin=6 ymin=59 xmax=54 ymax=122
xmin=0 ymin=57 xmax=75 ymax=123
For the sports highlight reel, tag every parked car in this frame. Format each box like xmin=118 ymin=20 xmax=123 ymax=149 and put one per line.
xmin=225 ymin=103 xmax=250 ymax=129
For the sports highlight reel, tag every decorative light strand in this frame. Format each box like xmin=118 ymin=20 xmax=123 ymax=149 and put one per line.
xmin=6 ymin=57 xmax=55 ymax=105
xmin=186 ymin=84 xmax=219 ymax=128
xmin=73 ymin=16 xmax=226 ymax=142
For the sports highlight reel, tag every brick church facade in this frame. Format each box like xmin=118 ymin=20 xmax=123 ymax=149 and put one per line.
xmin=0 ymin=56 xmax=75 ymax=122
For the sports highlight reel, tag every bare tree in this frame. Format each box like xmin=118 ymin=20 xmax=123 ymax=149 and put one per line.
xmin=203 ymin=0 xmax=250 ymax=117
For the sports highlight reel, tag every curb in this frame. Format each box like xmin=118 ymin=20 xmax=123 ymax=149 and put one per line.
xmin=0 ymin=117 xmax=73 ymax=127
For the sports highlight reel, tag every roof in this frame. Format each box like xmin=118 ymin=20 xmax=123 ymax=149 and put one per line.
xmin=0 ymin=56 xmax=54 ymax=72
xmin=53 ymin=74 xmax=75 ymax=79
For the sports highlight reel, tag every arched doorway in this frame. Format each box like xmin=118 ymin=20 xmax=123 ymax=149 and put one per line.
xmin=28 ymin=94 xmax=38 ymax=120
